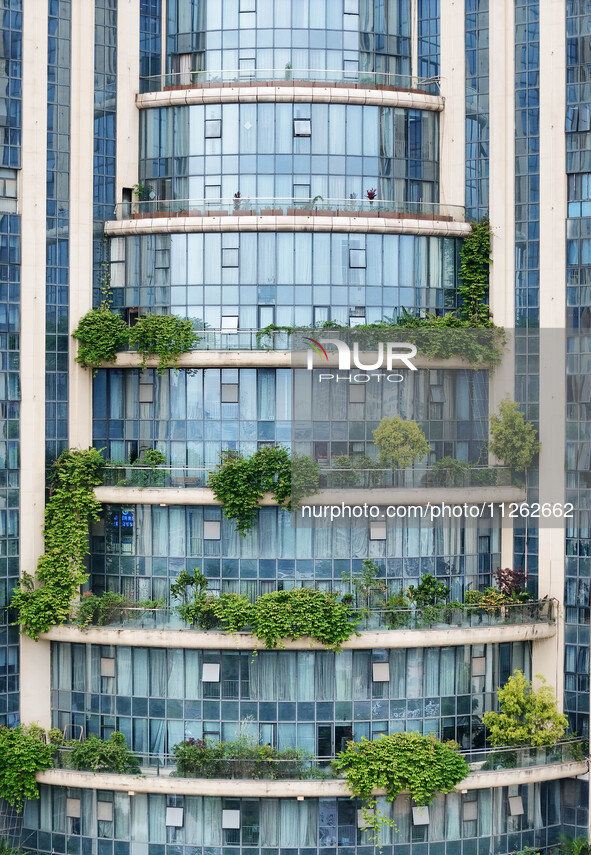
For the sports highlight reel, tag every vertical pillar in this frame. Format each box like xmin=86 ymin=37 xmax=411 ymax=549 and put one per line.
xmin=20 ymin=0 xmax=51 ymax=728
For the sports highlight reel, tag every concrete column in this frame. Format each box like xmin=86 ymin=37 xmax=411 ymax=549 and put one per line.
xmin=116 ymin=0 xmax=141 ymax=203
xmin=19 ymin=0 xmax=51 ymax=728
xmin=439 ymin=0 xmax=465 ymax=211
xmin=488 ymin=0 xmax=515 ymax=411
xmin=68 ymin=1 xmax=95 ymax=448
xmin=534 ymin=0 xmax=567 ymax=701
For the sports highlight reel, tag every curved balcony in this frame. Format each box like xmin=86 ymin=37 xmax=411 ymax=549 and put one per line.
xmin=43 ymin=600 xmax=557 ymax=650
xmin=111 ymin=196 xmax=466 ymax=224
xmin=94 ymin=462 xmax=526 ymax=509
xmin=37 ymin=739 xmax=588 ymax=796
xmin=100 ymin=463 xmax=519 ymax=490
xmin=139 ymin=68 xmax=441 ymax=96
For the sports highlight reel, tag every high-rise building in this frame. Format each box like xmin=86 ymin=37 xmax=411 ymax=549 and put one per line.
xmin=0 ymin=1 xmax=589 ymax=853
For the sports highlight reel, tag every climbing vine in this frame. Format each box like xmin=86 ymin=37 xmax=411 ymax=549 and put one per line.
xmin=458 ymin=216 xmax=492 ymax=325
xmin=71 ymin=307 xmax=129 ymax=372
xmin=256 ymin=312 xmax=505 ymax=365
xmin=208 ymin=447 xmax=319 ymax=535
xmin=72 ymin=311 xmax=199 ymax=374
xmin=128 ymin=313 xmax=199 ymax=374
xmin=333 ymin=732 xmax=469 ymax=832
xmin=0 ymin=725 xmax=55 ymax=810
xmin=10 ymin=448 xmax=105 ymax=639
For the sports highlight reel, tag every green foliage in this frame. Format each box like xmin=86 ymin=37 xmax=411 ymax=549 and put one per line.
xmin=0 ymin=840 xmax=27 ymax=855
xmin=511 ymin=848 xmax=540 ymax=855
xmin=144 ymin=448 xmax=166 ymax=467
xmin=406 ymin=573 xmax=449 ymax=608
xmin=373 ymin=417 xmax=429 ymax=468
xmin=458 ymin=217 xmax=492 ymax=325
xmin=342 ymin=559 xmax=387 ymax=612
xmin=173 ymin=735 xmax=316 ymax=779
xmin=73 ymin=592 xmax=165 ymax=627
xmin=489 ymin=398 xmax=541 ymax=471
xmin=251 ymin=588 xmax=357 ymax=650
xmin=69 ymin=732 xmax=140 ymax=774
xmin=0 ymin=725 xmax=55 ymax=810
xmin=333 ymin=732 xmax=469 ymax=808
xmin=208 ymin=447 xmax=319 ymax=535
xmin=483 ymin=670 xmax=568 ymax=747
xmin=257 ymin=315 xmax=505 ymax=365
xmin=10 ymin=448 xmax=105 ymax=639
xmin=72 ymin=308 xmax=129 ymax=372
xmin=128 ymin=313 xmax=199 ymax=374
xmin=558 ymin=835 xmax=591 ymax=855
xmin=175 ymin=575 xmax=359 ymax=650
xmin=433 ymin=456 xmax=469 ymax=487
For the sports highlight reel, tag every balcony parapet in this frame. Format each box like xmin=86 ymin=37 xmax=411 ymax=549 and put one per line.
xmin=109 ymin=197 xmax=466 ymax=225
xmin=137 ymin=69 xmax=443 ymax=110
xmin=43 ymin=600 xmax=556 ymax=650
xmin=36 ymin=741 xmax=587 ymax=796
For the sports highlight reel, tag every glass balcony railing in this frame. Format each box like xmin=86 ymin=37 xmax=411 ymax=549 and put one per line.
xmin=139 ymin=68 xmax=441 ymax=95
xmin=99 ymin=464 xmax=520 ymax=490
xmin=67 ymin=599 xmax=556 ymax=633
xmin=49 ymin=738 xmax=586 ymax=780
xmin=114 ymin=196 xmax=465 ymax=223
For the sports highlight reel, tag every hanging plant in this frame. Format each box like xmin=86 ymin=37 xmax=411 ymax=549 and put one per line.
xmin=10 ymin=448 xmax=105 ymax=639
xmin=71 ymin=307 xmax=129 ymax=373
xmin=208 ymin=446 xmax=319 ymax=535
xmin=0 ymin=725 xmax=55 ymax=811
xmin=128 ymin=313 xmax=199 ymax=374
xmin=333 ymin=732 xmax=469 ymax=833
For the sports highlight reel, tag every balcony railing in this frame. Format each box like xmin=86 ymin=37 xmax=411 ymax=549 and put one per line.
xmin=69 ymin=600 xmax=556 ymax=633
xmin=50 ymin=738 xmax=586 ymax=780
xmin=139 ymin=68 xmax=441 ymax=95
xmin=100 ymin=464 xmax=519 ymax=490
xmin=114 ymin=196 xmax=465 ymax=223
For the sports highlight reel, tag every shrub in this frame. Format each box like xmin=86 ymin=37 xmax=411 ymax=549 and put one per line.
xmin=433 ymin=456 xmax=469 ymax=487
xmin=373 ymin=417 xmax=429 ymax=468
xmin=172 ymin=736 xmax=314 ymax=780
xmin=73 ymin=592 xmax=165 ymax=627
xmin=69 ymin=732 xmax=140 ymax=774
xmin=0 ymin=725 xmax=55 ymax=810
xmin=483 ymin=670 xmax=568 ymax=747
xmin=128 ymin=313 xmax=199 ymax=374
xmin=489 ymin=398 xmax=540 ymax=471
xmin=406 ymin=573 xmax=449 ymax=608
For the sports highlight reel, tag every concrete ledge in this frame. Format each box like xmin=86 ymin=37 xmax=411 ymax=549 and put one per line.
xmin=42 ymin=622 xmax=556 ymax=650
xmin=36 ymin=760 xmax=588 ymax=797
xmin=104 ymin=215 xmax=471 ymax=239
xmin=94 ymin=485 xmax=526 ymax=506
xmin=136 ymin=85 xmax=444 ymax=112
xmin=105 ymin=351 xmax=488 ymax=370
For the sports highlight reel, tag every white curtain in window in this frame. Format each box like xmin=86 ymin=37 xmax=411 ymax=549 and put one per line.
xmin=297 ymin=652 xmax=315 ymax=700
xmin=203 ymin=798 xmax=222 ymax=845
xmin=277 ymin=652 xmax=297 ymax=700
xmin=260 ymin=799 xmax=279 ymax=847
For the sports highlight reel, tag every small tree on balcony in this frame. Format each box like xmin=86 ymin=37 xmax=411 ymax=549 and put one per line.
xmin=488 ymin=398 xmax=540 ymax=472
xmin=373 ymin=417 xmax=429 ymax=468
xmin=483 ymin=670 xmax=568 ymax=747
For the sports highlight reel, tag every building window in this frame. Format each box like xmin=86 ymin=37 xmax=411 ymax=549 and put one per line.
xmin=205 ymin=119 xmax=222 ymax=139
xmin=372 ymin=662 xmax=390 ymax=682
xmin=222 ymin=809 xmax=241 ymax=829
xmin=240 ymin=0 xmax=255 ymax=9
xmin=349 ymin=385 xmax=365 ymax=403
xmin=293 ymin=118 xmax=311 ymax=137
xmin=222 ymin=248 xmax=239 ymax=267
xmin=139 ymin=383 xmax=154 ymax=403
xmin=100 ymin=657 xmax=115 ymax=678
xmin=66 ymin=799 xmax=81 ymax=818
xmin=349 ymin=249 xmax=366 ymax=268
xmin=349 ymin=307 xmax=366 ymax=326
xmin=202 ymin=663 xmax=221 ymax=682
xmin=221 ymin=383 xmax=239 ymax=403
xmin=97 ymin=802 xmax=114 ymax=822
xmin=221 ymin=315 xmax=239 ymax=331
xmin=508 ymin=796 xmax=524 ymax=817
xmin=412 ymin=806 xmax=430 ymax=825
xmin=463 ymin=801 xmax=478 ymax=822
xmin=166 ymin=807 xmax=184 ymax=827
xmin=204 ymin=520 xmax=222 ymax=540
xmin=370 ymin=521 xmax=386 ymax=541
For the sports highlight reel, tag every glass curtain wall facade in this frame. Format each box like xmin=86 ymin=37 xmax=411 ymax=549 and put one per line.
xmin=6 ymin=2 xmax=590 ymax=854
